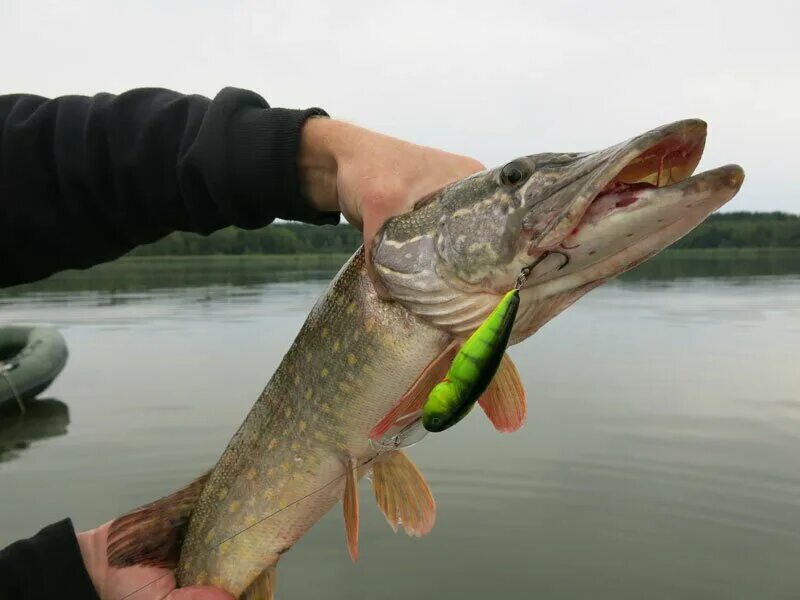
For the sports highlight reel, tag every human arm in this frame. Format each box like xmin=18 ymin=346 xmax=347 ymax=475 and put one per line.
xmin=297 ymin=117 xmax=484 ymax=259
xmin=1 ymin=86 xmax=482 ymax=288
xmin=0 ymin=87 xmax=334 ymax=287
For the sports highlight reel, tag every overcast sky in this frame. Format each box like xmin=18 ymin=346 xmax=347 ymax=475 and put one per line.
xmin=3 ymin=0 xmax=797 ymax=212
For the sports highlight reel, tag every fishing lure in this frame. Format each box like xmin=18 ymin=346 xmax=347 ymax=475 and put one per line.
xmin=423 ymin=286 xmax=521 ymax=432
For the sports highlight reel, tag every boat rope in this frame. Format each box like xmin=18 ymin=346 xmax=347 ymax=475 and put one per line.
xmin=0 ymin=363 xmax=25 ymax=416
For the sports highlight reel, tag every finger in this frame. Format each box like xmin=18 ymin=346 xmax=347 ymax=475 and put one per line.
xmin=361 ymin=176 xmax=451 ymax=293
xmin=362 ymin=214 xmax=394 ymax=300
xmin=361 ymin=154 xmax=484 ymax=289
xmin=362 ymin=213 xmax=387 ymax=260
xmin=165 ymin=585 xmax=235 ymax=600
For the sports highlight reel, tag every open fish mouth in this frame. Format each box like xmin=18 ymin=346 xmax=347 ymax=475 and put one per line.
xmin=521 ymin=119 xmax=745 ymax=288
xmin=370 ymin=118 xmax=744 ymax=339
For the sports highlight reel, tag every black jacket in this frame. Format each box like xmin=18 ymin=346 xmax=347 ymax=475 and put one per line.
xmin=0 ymin=86 xmax=337 ymax=288
xmin=0 ymin=520 xmax=99 ymax=599
xmin=0 ymin=87 xmax=336 ymax=599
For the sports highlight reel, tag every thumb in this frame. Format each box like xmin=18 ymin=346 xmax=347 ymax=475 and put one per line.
xmin=167 ymin=585 xmax=235 ymax=600
xmin=361 ymin=198 xmax=411 ymax=300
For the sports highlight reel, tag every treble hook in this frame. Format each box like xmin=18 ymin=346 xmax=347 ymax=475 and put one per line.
xmin=553 ymin=250 xmax=571 ymax=271
xmin=515 ymin=250 xmax=571 ymax=289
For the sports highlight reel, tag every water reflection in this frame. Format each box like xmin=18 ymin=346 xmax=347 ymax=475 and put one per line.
xmin=0 ymin=398 xmax=70 ymax=463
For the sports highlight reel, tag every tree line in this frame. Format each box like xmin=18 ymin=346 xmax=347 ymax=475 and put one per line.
xmin=129 ymin=222 xmax=362 ymax=256
xmin=673 ymin=211 xmax=800 ymax=248
xmin=129 ymin=212 xmax=800 ymax=256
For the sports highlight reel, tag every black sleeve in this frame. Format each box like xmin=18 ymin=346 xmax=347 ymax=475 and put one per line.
xmin=0 ymin=87 xmax=338 ymax=287
xmin=0 ymin=519 xmax=100 ymax=600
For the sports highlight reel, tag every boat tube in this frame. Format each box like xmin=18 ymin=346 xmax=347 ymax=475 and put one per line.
xmin=0 ymin=326 xmax=68 ymax=413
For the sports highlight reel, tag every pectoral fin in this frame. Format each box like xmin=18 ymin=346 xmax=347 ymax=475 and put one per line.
xmin=369 ymin=343 xmax=457 ymax=440
xmin=477 ymin=353 xmax=527 ymax=432
xmin=342 ymin=456 xmax=359 ymax=563
xmin=371 ymin=450 xmax=435 ymax=537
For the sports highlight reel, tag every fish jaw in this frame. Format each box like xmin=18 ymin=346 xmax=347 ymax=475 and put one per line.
xmin=512 ymin=163 xmax=744 ymax=341
xmin=523 ymin=119 xmax=709 ymax=251
xmin=531 ymin=165 xmax=745 ymax=285
xmin=371 ymin=119 xmax=744 ymax=338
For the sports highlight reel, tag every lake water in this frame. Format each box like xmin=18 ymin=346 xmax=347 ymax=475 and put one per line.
xmin=1 ymin=250 xmax=799 ymax=600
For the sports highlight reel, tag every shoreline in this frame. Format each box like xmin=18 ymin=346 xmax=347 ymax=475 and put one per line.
xmin=117 ymin=247 xmax=800 ymax=260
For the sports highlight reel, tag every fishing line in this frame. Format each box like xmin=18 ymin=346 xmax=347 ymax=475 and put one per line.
xmin=118 ymin=451 xmax=390 ymax=600
xmin=121 ymin=572 xmax=171 ymax=600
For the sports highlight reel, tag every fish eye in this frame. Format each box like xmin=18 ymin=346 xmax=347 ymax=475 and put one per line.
xmin=431 ymin=417 xmax=441 ymax=425
xmin=500 ymin=161 xmax=528 ymax=187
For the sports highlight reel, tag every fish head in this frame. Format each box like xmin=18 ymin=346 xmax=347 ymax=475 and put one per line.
xmin=371 ymin=119 xmax=744 ymax=342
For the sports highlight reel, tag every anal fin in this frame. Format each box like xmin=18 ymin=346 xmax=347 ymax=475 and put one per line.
xmin=343 ymin=456 xmax=359 ymax=563
xmin=241 ymin=564 xmax=277 ymax=600
xmin=107 ymin=470 xmax=211 ymax=569
xmin=372 ymin=450 xmax=435 ymax=537
xmin=478 ymin=353 xmax=527 ymax=433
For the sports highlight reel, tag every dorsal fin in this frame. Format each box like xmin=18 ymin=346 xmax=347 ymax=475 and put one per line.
xmin=107 ymin=470 xmax=211 ymax=569
xmin=477 ymin=353 xmax=527 ymax=432
xmin=371 ymin=450 xmax=435 ymax=537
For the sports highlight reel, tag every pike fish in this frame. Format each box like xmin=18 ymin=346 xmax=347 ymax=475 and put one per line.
xmin=107 ymin=119 xmax=744 ymax=599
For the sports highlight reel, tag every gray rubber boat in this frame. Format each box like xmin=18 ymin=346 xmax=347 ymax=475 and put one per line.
xmin=0 ymin=326 xmax=68 ymax=413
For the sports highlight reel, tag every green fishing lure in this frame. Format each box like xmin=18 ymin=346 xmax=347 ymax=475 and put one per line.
xmin=423 ymin=288 xmax=520 ymax=432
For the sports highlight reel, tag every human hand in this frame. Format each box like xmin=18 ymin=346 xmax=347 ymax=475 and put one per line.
xmin=298 ymin=118 xmax=484 ymax=263
xmin=77 ymin=522 xmax=233 ymax=600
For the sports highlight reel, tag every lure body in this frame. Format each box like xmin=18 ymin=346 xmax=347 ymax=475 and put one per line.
xmin=423 ymin=289 xmax=520 ymax=432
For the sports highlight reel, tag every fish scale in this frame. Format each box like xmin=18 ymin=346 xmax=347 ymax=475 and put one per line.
xmin=175 ymin=249 xmax=449 ymax=595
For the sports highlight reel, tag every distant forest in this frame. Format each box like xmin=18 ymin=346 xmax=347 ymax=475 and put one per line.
xmin=129 ymin=212 xmax=800 ymax=256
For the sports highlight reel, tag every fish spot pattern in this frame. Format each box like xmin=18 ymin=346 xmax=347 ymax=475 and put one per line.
xmin=174 ymin=250 xmax=450 ymax=590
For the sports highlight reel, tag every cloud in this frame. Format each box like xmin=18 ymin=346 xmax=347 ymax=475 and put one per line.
xmin=2 ymin=0 xmax=797 ymax=212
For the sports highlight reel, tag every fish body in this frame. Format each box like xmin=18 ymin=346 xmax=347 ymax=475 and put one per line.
xmin=107 ymin=119 xmax=744 ymax=599
xmin=175 ymin=251 xmax=448 ymax=594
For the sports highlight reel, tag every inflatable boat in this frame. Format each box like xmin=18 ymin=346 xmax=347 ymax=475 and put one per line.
xmin=0 ymin=326 xmax=68 ymax=413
